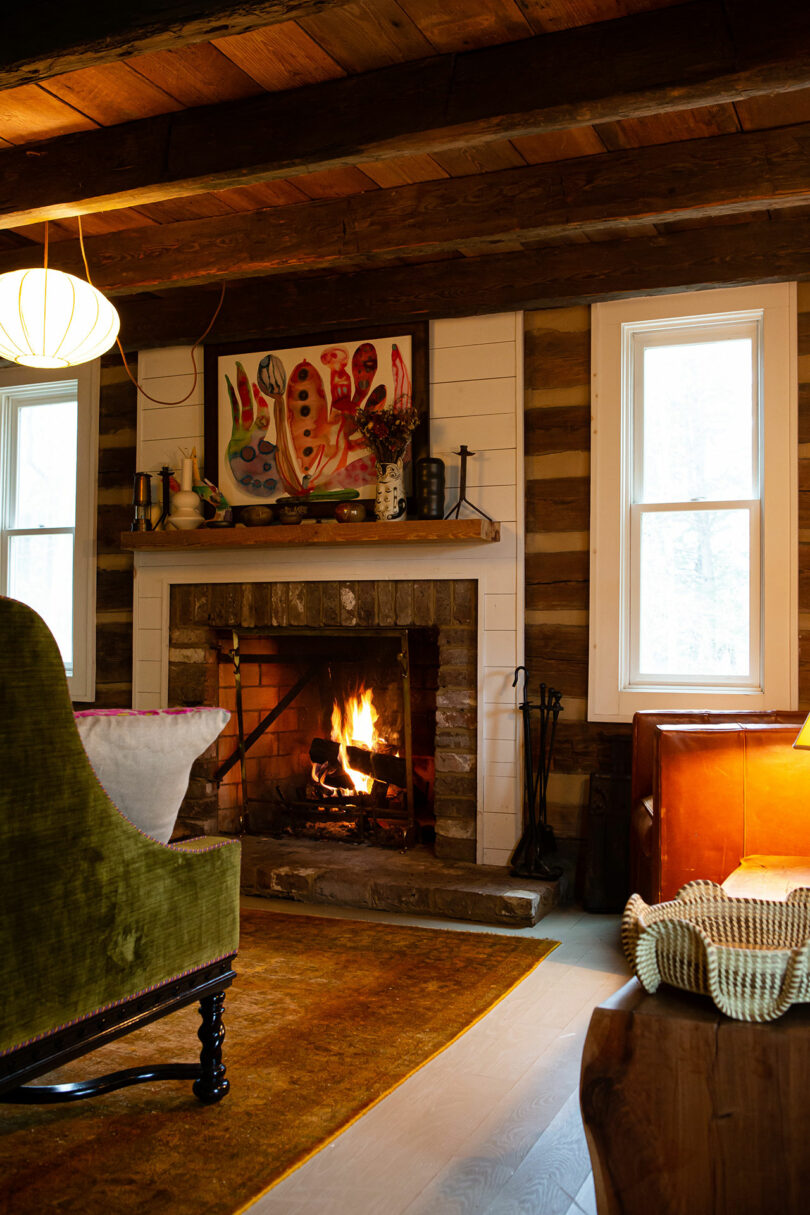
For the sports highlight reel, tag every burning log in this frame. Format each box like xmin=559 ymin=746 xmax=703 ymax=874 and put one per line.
xmin=309 ymin=737 xmax=407 ymax=789
xmin=313 ymin=765 xmax=354 ymax=791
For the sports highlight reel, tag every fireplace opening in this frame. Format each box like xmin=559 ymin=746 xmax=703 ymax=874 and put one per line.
xmin=170 ymin=578 xmax=478 ymax=862
xmin=214 ymin=628 xmax=439 ymax=847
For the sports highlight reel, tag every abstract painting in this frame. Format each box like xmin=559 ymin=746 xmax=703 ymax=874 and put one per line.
xmin=206 ymin=327 xmax=427 ymax=507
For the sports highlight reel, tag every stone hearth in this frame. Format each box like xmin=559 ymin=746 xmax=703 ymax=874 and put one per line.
xmin=241 ymin=837 xmax=564 ymax=926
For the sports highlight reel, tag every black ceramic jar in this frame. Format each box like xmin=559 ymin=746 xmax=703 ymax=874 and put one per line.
xmin=415 ymin=457 xmax=445 ymax=519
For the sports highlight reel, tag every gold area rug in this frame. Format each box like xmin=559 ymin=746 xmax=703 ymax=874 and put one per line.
xmin=0 ymin=909 xmax=557 ymax=1214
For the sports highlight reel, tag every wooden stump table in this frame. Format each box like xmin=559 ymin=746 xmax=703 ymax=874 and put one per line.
xmin=580 ymin=979 xmax=810 ymax=1215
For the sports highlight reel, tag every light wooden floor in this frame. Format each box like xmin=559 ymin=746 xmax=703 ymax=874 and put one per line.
xmin=241 ymin=896 xmax=631 ymax=1215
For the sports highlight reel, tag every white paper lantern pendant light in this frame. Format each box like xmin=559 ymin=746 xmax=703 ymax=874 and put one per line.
xmin=0 ymin=220 xmax=120 ymax=369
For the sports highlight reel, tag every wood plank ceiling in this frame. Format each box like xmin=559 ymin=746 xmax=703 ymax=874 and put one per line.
xmin=4 ymin=0 xmax=810 ymax=346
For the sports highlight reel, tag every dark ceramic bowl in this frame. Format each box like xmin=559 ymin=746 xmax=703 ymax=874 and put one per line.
xmin=241 ymin=505 xmax=275 ymax=527
xmin=277 ymin=504 xmax=306 ymax=525
xmin=335 ymin=501 xmax=367 ymax=523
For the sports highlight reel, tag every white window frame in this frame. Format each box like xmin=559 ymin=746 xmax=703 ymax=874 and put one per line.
xmin=589 ymin=283 xmax=797 ymax=722
xmin=0 ymin=361 xmax=98 ymax=701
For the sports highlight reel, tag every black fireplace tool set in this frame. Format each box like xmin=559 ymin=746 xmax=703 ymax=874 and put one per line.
xmin=510 ymin=667 xmax=563 ymax=881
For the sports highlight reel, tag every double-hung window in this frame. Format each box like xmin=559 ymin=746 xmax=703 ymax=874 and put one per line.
xmin=589 ymin=284 xmax=797 ymax=721
xmin=0 ymin=362 xmax=98 ymax=700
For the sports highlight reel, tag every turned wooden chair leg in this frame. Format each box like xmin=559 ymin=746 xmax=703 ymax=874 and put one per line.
xmin=192 ymin=991 xmax=230 ymax=1104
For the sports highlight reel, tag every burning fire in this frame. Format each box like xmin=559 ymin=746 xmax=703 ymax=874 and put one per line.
xmin=332 ymin=688 xmax=378 ymax=794
xmin=310 ymin=684 xmax=400 ymax=797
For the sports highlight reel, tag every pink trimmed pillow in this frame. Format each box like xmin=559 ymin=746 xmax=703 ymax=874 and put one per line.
xmin=74 ymin=707 xmax=230 ymax=842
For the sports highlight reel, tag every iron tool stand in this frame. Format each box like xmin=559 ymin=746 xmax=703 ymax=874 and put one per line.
xmin=510 ymin=666 xmax=564 ymax=880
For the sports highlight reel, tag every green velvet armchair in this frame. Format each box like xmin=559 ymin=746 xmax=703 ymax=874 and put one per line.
xmin=0 ymin=596 xmax=241 ymax=1104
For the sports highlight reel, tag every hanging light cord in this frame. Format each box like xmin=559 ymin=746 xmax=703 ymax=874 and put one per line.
xmin=76 ymin=215 xmax=227 ymax=406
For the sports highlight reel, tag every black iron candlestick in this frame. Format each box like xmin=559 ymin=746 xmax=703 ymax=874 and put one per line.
xmin=444 ymin=445 xmax=492 ymax=521
xmin=155 ymin=466 xmax=173 ymax=530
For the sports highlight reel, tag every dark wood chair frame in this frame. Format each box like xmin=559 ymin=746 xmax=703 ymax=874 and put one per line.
xmin=0 ymin=955 xmax=236 ymax=1105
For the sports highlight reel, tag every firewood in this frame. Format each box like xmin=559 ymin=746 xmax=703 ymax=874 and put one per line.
xmin=309 ymin=737 xmax=407 ymax=789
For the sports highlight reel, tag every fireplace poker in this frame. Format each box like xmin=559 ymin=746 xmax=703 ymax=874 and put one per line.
xmin=510 ymin=666 xmax=563 ymax=881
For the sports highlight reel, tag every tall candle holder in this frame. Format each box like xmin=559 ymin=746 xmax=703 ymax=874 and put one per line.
xmin=444 ymin=446 xmax=492 ymax=522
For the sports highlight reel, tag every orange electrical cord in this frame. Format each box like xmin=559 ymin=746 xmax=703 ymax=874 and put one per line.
xmin=76 ymin=215 xmax=227 ymax=405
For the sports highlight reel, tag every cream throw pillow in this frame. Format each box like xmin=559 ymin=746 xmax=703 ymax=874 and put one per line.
xmin=74 ymin=707 xmax=230 ymax=842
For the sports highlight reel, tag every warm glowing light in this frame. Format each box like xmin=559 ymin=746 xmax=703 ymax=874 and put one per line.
xmin=332 ymin=687 xmax=378 ymax=794
xmin=0 ymin=268 xmax=120 ymax=368
xmin=794 ymin=712 xmax=810 ymax=750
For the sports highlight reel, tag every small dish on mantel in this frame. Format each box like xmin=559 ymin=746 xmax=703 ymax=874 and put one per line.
xmin=240 ymin=505 xmax=274 ymax=527
xmin=622 ymin=881 xmax=810 ymax=1022
xmin=277 ymin=505 xmax=306 ymax=525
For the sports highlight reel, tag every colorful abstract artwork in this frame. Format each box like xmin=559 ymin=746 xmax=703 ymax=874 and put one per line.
xmin=213 ymin=333 xmax=417 ymax=505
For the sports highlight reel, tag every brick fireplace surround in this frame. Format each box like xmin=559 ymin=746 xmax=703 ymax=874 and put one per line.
xmin=168 ymin=578 xmax=478 ymax=859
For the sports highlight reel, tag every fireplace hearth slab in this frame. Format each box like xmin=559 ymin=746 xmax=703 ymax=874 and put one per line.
xmin=239 ymin=838 xmax=565 ymax=927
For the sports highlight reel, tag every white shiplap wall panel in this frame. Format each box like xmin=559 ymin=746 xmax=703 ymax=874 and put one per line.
xmin=432 ymin=376 xmax=516 ymax=418
xmin=136 ymin=350 xmax=203 ymax=507
xmin=485 ymin=595 xmax=517 ymax=631
xmin=431 ymin=341 xmax=516 ymax=384
xmin=432 ymin=313 xmax=518 ymax=348
xmin=431 ymin=412 xmax=517 ymax=453
xmin=444 ymin=449 xmax=516 ymax=488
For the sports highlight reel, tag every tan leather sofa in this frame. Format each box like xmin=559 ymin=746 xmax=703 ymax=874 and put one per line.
xmin=631 ymin=711 xmax=809 ymax=904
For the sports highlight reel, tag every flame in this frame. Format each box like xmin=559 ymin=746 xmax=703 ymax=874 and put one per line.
xmin=332 ymin=687 xmax=378 ymax=794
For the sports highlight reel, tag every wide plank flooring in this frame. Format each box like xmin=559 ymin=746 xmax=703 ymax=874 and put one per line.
xmin=241 ymin=897 xmax=629 ymax=1214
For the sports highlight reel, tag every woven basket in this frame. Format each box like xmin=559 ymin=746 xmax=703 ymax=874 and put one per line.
xmin=622 ymin=881 xmax=810 ymax=1021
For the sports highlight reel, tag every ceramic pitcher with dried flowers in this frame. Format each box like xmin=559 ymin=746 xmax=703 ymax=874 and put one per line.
xmin=354 ymin=343 xmax=419 ymax=521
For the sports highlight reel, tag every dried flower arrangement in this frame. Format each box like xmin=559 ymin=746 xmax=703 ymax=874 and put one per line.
xmin=354 ymin=399 xmax=420 ymax=465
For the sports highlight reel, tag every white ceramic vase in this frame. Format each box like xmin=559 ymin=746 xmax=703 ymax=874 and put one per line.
xmin=168 ymin=488 xmax=204 ymax=530
xmin=374 ymin=460 xmax=406 ymax=521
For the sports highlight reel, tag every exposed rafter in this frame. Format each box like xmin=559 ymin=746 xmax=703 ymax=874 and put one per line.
xmin=113 ymin=213 xmax=810 ymax=350
xmin=4 ymin=1 xmax=810 ymax=229
xmin=0 ymin=1 xmax=348 ymax=91
xmin=8 ymin=121 xmax=810 ymax=293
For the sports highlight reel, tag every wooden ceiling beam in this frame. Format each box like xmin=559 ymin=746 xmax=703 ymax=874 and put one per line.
xmin=4 ymin=1 xmax=810 ymax=229
xmin=0 ymin=1 xmax=348 ymax=91
xmin=8 ymin=120 xmax=810 ymax=293
xmin=113 ymin=213 xmax=810 ymax=350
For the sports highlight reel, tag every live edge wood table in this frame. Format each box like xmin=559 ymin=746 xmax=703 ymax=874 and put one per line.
xmin=580 ymin=979 xmax=810 ymax=1215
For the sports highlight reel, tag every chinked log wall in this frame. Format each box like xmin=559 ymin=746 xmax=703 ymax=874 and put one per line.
xmin=526 ymin=291 xmax=810 ymax=842
xmin=72 ymin=356 xmax=137 ymax=710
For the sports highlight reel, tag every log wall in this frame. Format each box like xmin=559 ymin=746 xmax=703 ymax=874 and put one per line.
xmin=525 ymin=288 xmax=810 ymax=842
xmin=77 ymin=357 xmax=136 ymax=708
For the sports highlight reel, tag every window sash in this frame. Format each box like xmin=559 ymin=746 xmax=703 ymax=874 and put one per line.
xmin=624 ymin=314 xmax=764 ymax=694
xmin=0 ymin=365 xmax=98 ymax=701
xmin=629 ymin=319 xmax=761 ymax=506
xmin=626 ymin=500 xmax=761 ymax=690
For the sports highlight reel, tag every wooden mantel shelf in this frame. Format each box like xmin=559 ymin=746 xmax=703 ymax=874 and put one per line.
xmin=121 ymin=517 xmax=500 ymax=552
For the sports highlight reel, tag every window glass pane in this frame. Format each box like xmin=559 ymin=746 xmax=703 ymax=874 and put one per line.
xmin=638 ymin=509 xmax=750 ymax=678
xmin=641 ymin=338 xmax=754 ymax=503
xmin=14 ymin=398 xmax=78 ymax=527
xmin=7 ymin=532 xmax=74 ymax=668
